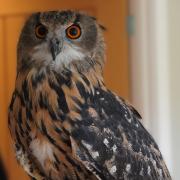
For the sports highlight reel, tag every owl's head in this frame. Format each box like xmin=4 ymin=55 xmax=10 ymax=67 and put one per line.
xmin=17 ymin=10 xmax=105 ymax=73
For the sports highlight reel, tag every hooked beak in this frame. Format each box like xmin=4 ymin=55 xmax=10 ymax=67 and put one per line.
xmin=50 ymin=38 xmax=62 ymax=60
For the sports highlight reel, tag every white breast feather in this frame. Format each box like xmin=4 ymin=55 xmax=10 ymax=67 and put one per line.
xmin=30 ymin=139 xmax=54 ymax=168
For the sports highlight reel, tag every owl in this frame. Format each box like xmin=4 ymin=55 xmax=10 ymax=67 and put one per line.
xmin=8 ymin=10 xmax=171 ymax=180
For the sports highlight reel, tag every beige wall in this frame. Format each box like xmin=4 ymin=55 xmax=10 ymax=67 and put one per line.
xmin=168 ymin=0 xmax=180 ymax=179
xmin=129 ymin=0 xmax=180 ymax=179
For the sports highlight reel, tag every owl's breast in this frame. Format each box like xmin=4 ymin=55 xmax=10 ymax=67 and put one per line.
xmin=8 ymin=69 xmax=99 ymax=179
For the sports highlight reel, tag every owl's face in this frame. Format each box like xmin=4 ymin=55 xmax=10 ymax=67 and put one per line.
xmin=17 ymin=10 xmax=105 ymax=72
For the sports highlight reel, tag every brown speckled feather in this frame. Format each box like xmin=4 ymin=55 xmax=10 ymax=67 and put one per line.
xmin=9 ymin=67 xmax=103 ymax=179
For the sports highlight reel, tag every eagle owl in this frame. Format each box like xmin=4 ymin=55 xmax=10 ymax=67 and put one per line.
xmin=8 ymin=10 xmax=171 ymax=180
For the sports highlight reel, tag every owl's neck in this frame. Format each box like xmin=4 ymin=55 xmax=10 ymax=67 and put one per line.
xmin=14 ymin=65 xmax=106 ymax=128
xmin=16 ymin=64 xmax=105 ymax=107
xmin=17 ymin=61 xmax=105 ymax=87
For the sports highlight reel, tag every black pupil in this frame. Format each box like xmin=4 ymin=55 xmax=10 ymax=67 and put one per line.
xmin=38 ymin=25 xmax=47 ymax=36
xmin=69 ymin=27 xmax=78 ymax=36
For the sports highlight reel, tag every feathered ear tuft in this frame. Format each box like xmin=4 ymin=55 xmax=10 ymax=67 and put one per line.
xmin=90 ymin=16 xmax=97 ymax=21
xmin=99 ymin=24 xmax=107 ymax=31
xmin=90 ymin=16 xmax=107 ymax=31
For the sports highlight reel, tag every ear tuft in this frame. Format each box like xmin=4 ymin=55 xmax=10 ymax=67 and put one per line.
xmin=99 ymin=24 xmax=107 ymax=31
xmin=90 ymin=16 xmax=97 ymax=21
xmin=89 ymin=15 xmax=106 ymax=31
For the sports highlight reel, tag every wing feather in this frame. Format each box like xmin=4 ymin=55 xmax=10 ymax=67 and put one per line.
xmin=69 ymin=88 xmax=171 ymax=180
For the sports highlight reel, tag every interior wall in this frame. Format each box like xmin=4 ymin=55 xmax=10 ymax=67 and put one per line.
xmin=129 ymin=0 xmax=180 ymax=179
xmin=168 ymin=0 xmax=180 ymax=179
xmin=129 ymin=0 xmax=173 ymax=177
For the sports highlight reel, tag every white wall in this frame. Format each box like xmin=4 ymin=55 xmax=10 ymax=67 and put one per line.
xmin=128 ymin=0 xmax=180 ymax=178
xmin=168 ymin=0 xmax=180 ymax=179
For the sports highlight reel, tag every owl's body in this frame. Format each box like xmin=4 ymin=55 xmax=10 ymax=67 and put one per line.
xmin=9 ymin=11 xmax=171 ymax=180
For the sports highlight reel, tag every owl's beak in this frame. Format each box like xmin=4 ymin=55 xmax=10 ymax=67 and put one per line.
xmin=50 ymin=38 xmax=61 ymax=60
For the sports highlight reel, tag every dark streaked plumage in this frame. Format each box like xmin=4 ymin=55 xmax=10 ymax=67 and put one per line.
xmin=8 ymin=10 xmax=171 ymax=180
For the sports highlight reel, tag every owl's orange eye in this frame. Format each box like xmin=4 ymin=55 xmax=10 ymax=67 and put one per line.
xmin=66 ymin=24 xmax=81 ymax=39
xmin=35 ymin=24 xmax=48 ymax=39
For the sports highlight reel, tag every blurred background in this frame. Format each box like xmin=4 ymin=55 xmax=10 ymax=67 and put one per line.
xmin=0 ymin=0 xmax=179 ymax=179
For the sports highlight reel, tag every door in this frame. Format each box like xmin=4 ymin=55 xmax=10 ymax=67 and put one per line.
xmin=0 ymin=0 xmax=129 ymax=179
